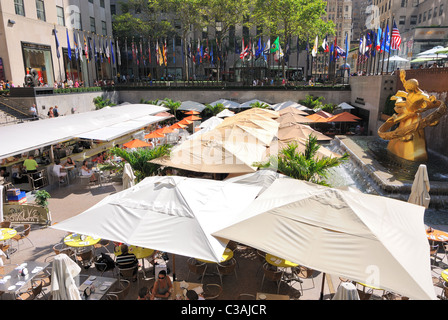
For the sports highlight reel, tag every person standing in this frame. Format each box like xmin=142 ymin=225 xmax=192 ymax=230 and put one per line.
xmin=29 ymin=104 xmax=38 ymax=120
xmin=53 ymin=106 xmax=59 ymax=117
xmin=23 ymin=155 xmax=38 ymax=173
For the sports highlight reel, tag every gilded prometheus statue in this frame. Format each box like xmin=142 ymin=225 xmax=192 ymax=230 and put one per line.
xmin=378 ymin=70 xmax=447 ymax=162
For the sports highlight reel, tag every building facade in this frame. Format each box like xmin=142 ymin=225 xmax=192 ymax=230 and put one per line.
xmin=0 ymin=0 xmax=114 ymax=87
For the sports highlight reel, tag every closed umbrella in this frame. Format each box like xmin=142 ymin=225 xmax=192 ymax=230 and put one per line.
xmin=213 ymin=178 xmax=437 ymax=300
xmin=51 ymin=254 xmax=82 ymax=300
xmin=408 ymin=164 xmax=431 ymax=208
xmin=332 ymin=282 xmax=360 ymax=300
xmin=122 ymin=163 xmax=136 ymax=190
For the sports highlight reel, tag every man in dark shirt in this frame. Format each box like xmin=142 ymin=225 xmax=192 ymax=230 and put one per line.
xmin=116 ymin=244 xmax=138 ymax=281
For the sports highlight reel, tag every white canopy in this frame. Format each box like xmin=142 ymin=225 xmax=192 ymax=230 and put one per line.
xmin=0 ymin=104 xmax=168 ymax=159
xmin=199 ymin=116 xmax=224 ymax=129
xmin=214 ymin=178 xmax=436 ymax=300
xmin=209 ymin=99 xmax=240 ymax=109
xmin=338 ymin=102 xmax=355 ymax=110
xmin=178 ymin=101 xmax=207 ymax=112
xmin=272 ymin=101 xmax=305 ymax=112
xmin=239 ymin=99 xmax=272 ymax=109
xmin=216 ymin=109 xmax=235 ymax=118
xmin=52 ymin=176 xmax=261 ymax=262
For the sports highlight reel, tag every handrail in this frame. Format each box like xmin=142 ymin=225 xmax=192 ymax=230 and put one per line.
xmin=0 ymin=97 xmax=30 ymax=118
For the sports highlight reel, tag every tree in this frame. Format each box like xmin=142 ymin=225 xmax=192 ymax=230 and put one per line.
xmin=299 ymin=94 xmax=324 ymax=109
xmin=201 ymin=0 xmax=252 ymax=81
xmin=204 ymin=103 xmax=225 ymax=117
xmin=253 ymin=0 xmax=335 ymax=79
xmin=250 ymin=101 xmax=270 ymax=109
xmin=102 ymin=145 xmax=172 ymax=182
xmin=162 ymin=0 xmax=208 ymax=81
xmin=161 ymin=98 xmax=181 ymax=119
xmin=255 ymin=135 xmax=349 ymax=186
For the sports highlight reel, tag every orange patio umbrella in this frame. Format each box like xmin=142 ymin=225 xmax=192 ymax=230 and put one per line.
xmin=178 ymin=119 xmax=193 ymax=125
xmin=326 ymin=112 xmax=361 ymax=122
xmin=145 ymin=131 xmax=165 ymax=139
xmin=170 ymin=123 xmax=187 ymax=129
xmin=184 ymin=115 xmax=202 ymax=121
xmin=306 ymin=113 xmax=326 ymax=122
xmin=158 ymin=126 xmax=175 ymax=134
xmin=184 ymin=110 xmax=201 ymax=115
xmin=123 ymin=139 xmax=152 ymax=149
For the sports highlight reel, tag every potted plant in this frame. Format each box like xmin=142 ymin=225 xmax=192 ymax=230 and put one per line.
xmin=34 ymin=190 xmax=51 ymax=208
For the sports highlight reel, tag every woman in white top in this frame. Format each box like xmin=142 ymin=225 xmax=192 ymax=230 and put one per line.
xmin=81 ymin=160 xmax=97 ymax=182
xmin=52 ymin=160 xmax=67 ymax=182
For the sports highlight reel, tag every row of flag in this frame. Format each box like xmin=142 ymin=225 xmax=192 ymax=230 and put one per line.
xmin=54 ymin=27 xmax=119 ymax=67
xmin=357 ymin=20 xmax=402 ymax=65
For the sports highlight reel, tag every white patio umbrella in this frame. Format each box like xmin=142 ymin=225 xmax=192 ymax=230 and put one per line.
xmin=178 ymin=101 xmax=207 ymax=112
xmin=209 ymin=99 xmax=240 ymax=109
xmin=51 ymin=254 xmax=82 ymax=300
xmin=52 ymin=176 xmax=261 ymax=263
xmin=216 ymin=109 xmax=235 ymax=118
xmin=417 ymin=46 xmax=445 ymax=56
xmin=122 ymin=163 xmax=136 ymax=190
xmin=214 ymin=178 xmax=437 ymax=300
xmin=408 ymin=164 xmax=431 ymax=209
xmin=239 ymin=99 xmax=272 ymax=109
xmin=224 ymin=169 xmax=289 ymax=196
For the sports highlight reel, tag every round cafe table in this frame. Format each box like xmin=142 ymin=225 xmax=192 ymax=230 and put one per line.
xmin=441 ymin=269 xmax=448 ymax=283
xmin=114 ymin=245 xmax=155 ymax=260
xmin=426 ymin=228 xmax=448 ymax=242
xmin=63 ymin=233 xmax=101 ymax=248
xmin=196 ymin=248 xmax=234 ymax=264
xmin=0 ymin=228 xmax=17 ymax=241
xmin=265 ymin=254 xmax=298 ymax=268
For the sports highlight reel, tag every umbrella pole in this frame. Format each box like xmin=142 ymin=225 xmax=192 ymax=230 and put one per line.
xmin=319 ymin=272 xmax=326 ymax=300
xmin=172 ymin=253 xmax=176 ymax=281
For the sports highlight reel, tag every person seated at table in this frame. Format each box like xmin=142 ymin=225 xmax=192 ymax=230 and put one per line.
xmin=115 ymin=244 xmax=138 ymax=282
xmin=186 ymin=289 xmax=205 ymax=300
xmin=81 ymin=160 xmax=97 ymax=182
xmin=150 ymin=270 xmax=173 ymax=300
xmin=23 ymin=155 xmax=38 ymax=173
xmin=52 ymin=160 xmax=67 ymax=183
xmin=92 ymin=153 xmax=104 ymax=164
xmin=64 ymin=157 xmax=76 ymax=167
xmin=137 ymin=286 xmax=150 ymax=300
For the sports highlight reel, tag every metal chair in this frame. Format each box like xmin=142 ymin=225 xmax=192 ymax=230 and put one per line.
xmin=117 ymin=265 xmax=139 ymax=286
xmin=12 ymin=224 xmax=33 ymax=252
xmin=203 ymin=283 xmax=222 ymax=300
xmin=186 ymin=258 xmax=207 ymax=284
xmin=237 ymin=293 xmax=256 ymax=300
xmin=16 ymin=280 xmax=45 ymax=300
xmin=294 ymin=266 xmax=315 ymax=295
xmin=93 ymin=239 xmax=111 ymax=254
xmin=216 ymin=258 xmax=238 ymax=286
xmin=261 ymin=263 xmax=283 ymax=294
xmin=76 ymin=248 xmax=94 ymax=269
xmin=430 ymin=243 xmax=441 ymax=267
xmin=106 ymin=279 xmax=131 ymax=300
xmin=0 ymin=221 xmax=11 ymax=228
xmin=52 ymin=242 xmax=76 ymax=258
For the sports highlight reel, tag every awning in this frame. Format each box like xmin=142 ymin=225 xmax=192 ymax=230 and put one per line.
xmin=0 ymin=104 xmax=167 ymax=159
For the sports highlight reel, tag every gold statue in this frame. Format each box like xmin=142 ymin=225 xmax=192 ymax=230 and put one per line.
xmin=378 ymin=70 xmax=447 ymax=162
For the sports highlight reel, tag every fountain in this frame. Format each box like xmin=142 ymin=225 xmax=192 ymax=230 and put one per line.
xmin=327 ymin=71 xmax=448 ymax=225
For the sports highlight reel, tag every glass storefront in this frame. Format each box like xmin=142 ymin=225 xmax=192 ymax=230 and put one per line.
xmin=22 ymin=42 xmax=54 ymax=86
xmin=63 ymin=48 xmax=81 ymax=82
xmin=0 ymin=58 xmax=5 ymax=82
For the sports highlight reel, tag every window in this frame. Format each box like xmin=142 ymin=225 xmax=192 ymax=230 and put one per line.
xmin=22 ymin=42 xmax=54 ymax=86
xmin=14 ymin=0 xmax=25 ymax=16
xmin=418 ymin=13 xmax=422 ymax=23
xmin=73 ymin=12 xmax=81 ymax=29
xmin=110 ymin=5 xmax=116 ymax=15
xmin=440 ymin=4 xmax=444 ymax=16
xmin=88 ymin=0 xmax=93 ymax=3
xmin=90 ymin=17 xmax=96 ymax=33
xmin=57 ymin=6 xmax=65 ymax=26
xmin=35 ymin=0 xmax=45 ymax=21
xmin=423 ymin=11 xmax=426 ymax=22
xmin=101 ymin=21 xmax=107 ymax=35
xmin=413 ymin=0 xmax=419 ymax=7
xmin=100 ymin=0 xmax=105 ymax=8
xmin=401 ymin=0 xmax=407 ymax=7
xmin=428 ymin=9 xmax=432 ymax=19
xmin=399 ymin=16 xmax=406 ymax=25
xmin=434 ymin=7 xmax=438 ymax=17
xmin=410 ymin=15 xmax=417 ymax=25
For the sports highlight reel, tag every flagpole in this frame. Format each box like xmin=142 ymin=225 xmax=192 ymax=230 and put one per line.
xmin=386 ymin=16 xmax=393 ymax=74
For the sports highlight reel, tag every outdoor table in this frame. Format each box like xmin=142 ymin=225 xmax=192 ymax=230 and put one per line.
xmin=265 ymin=254 xmax=298 ymax=268
xmin=196 ymin=248 xmax=234 ymax=264
xmin=426 ymin=228 xmax=448 ymax=242
xmin=171 ymin=281 xmax=203 ymax=300
xmin=114 ymin=245 xmax=155 ymax=278
xmin=256 ymin=292 xmax=290 ymax=300
xmin=0 ymin=261 xmax=49 ymax=300
xmin=0 ymin=228 xmax=17 ymax=241
xmin=76 ymin=274 xmax=117 ymax=300
xmin=441 ymin=269 xmax=448 ymax=283
xmin=92 ymin=167 xmax=104 ymax=187
xmin=64 ymin=165 xmax=75 ymax=183
xmin=64 ymin=233 xmax=101 ymax=248
xmin=332 ymin=282 xmax=360 ymax=300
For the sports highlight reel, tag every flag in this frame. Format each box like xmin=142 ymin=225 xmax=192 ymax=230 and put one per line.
xmin=240 ymin=38 xmax=248 ymax=59
xmin=274 ymin=41 xmax=284 ymax=62
xmin=376 ymin=27 xmax=382 ymax=51
xmin=256 ymin=37 xmax=262 ymax=58
xmin=329 ymin=42 xmax=334 ymax=62
xmin=164 ymin=39 xmax=167 ymax=66
xmin=381 ymin=23 xmax=390 ymax=53
xmin=391 ymin=20 xmax=402 ymax=50
xmin=99 ymin=37 xmax=104 ymax=63
xmin=173 ymin=38 xmax=175 ymax=64
xmin=78 ymin=33 xmax=83 ymax=62
xmin=210 ymin=44 xmax=214 ymax=66
xmin=117 ymin=39 xmax=121 ymax=66
xmin=345 ymin=33 xmax=349 ymax=59
xmin=93 ymin=37 xmax=98 ymax=62
xmin=358 ymin=37 xmax=363 ymax=54
xmin=84 ymin=35 xmax=88 ymax=62
xmin=66 ymin=29 xmax=71 ymax=61
xmin=54 ymin=27 xmax=60 ymax=59
xmin=263 ymin=39 xmax=270 ymax=59
xmin=311 ymin=36 xmax=318 ymax=57
xmin=335 ymin=46 xmax=346 ymax=59
xmin=105 ymin=38 xmax=110 ymax=63
xmin=148 ymin=39 xmax=151 ymax=64
xmin=366 ymin=32 xmax=372 ymax=49
xmin=271 ymin=36 xmax=280 ymax=53
xmin=155 ymin=40 xmax=159 ymax=65
xmin=111 ymin=39 xmax=115 ymax=64
xmin=73 ymin=31 xmax=78 ymax=60
xmin=322 ymin=36 xmax=329 ymax=53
